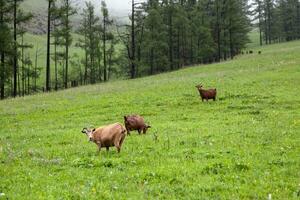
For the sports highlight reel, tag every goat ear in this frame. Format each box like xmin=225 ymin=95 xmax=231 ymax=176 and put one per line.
xmin=92 ymin=128 xmax=96 ymax=132
xmin=147 ymin=125 xmax=151 ymax=128
xmin=124 ymin=116 xmax=127 ymax=120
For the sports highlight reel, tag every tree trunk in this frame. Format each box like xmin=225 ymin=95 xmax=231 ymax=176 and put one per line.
xmin=64 ymin=0 xmax=69 ymax=89
xmin=297 ymin=2 xmax=300 ymax=39
xmin=103 ymin=15 xmax=107 ymax=81
xmin=168 ymin=6 xmax=173 ymax=70
xmin=107 ymin=41 xmax=113 ymax=81
xmin=0 ymin=52 xmax=4 ymax=99
xmin=84 ymin=33 xmax=88 ymax=84
xmin=27 ymin=59 xmax=30 ymax=94
xmin=21 ymin=35 xmax=25 ymax=96
xmin=197 ymin=37 xmax=200 ymax=63
xmin=259 ymin=20 xmax=262 ymax=46
xmin=0 ymin=11 xmax=4 ymax=99
xmin=98 ymin=52 xmax=102 ymax=82
xmin=190 ymin=33 xmax=193 ymax=64
xmin=13 ymin=0 xmax=18 ymax=97
xmin=137 ymin=44 xmax=141 ymax=77
xmin=150 ymin=48 xmax=154 ymax=75
xmin=17 ymin=65 xmax=20 ymax=96
xmin=264 ymin=12 xmax=268 ymax=44
xmin=177 ymin=29 xmax=180 ymax=69
xmin=54 ymin=39 xmax=58 ymax=91
xmin=216 ymin=1 xmax=221 ymax=62
xmin=34 ymin=47 xmax=37 ymax=92
xmin=137 ymin=23 xmax=144 ymax=77
xmin=130 ymin=0 xmax=136 ymax=79
xmin=267 ymin=2 xmax=271 ymax=44
xmin=46 ymin=0 xmax=52 ymax=91
xmin=229 ymin=19 xmax=234 ymax=59
xmin=258 ymin=4 xmax=263 ymax=46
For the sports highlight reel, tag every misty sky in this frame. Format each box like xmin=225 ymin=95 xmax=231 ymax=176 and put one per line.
xmin=88 ymin=0 xmax=146 ymax=17
xmin=107 ymin=0 xmax=131 ymax=11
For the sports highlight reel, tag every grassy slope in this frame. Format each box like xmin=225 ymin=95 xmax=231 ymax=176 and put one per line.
xmin=246 ymin=29 xmax=260 ymax=49
xmin=0 ymin=40 xmax=300 ymax=199
xmin=24 ymin=33 xmax=84 ymax=86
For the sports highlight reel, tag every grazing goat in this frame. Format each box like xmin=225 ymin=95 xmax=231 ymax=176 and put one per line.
xmin=124 ymin=115 xmax=151 ymax=135
xmin=195 ymin=84 xmax=217 ymax=102
xmin=258 ymin=51 xmax=261 ymax=54
xmin=81 ymin=123 xmax=126 ymax=153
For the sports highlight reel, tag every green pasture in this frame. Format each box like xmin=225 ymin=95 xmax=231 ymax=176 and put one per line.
xmin=0 ymin=40 xmax=299 ymax=199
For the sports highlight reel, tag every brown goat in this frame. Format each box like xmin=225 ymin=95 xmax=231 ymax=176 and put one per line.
xmin=124 ymin=115 xmax=151 ymax=135
xmin=81 ymin=123 xmax=126 ymax=153
xmin=196 ymin=84 xmax=217 ymax=101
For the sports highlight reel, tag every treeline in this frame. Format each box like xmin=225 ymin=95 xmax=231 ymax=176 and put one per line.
xmin=1 ymin=0 xmax=299 ymax=100
xmin=0 ymin=0 xmax=120 ymax=98
xmin=0 ymin=0 xmax=33 ymax=99
xmin=252 ymin=0 xmax=300 ymax=45
xmin=120 ymin=0 xmax=251 ymax=77
xmin=47 ymin=0 xmax=122 ymax=91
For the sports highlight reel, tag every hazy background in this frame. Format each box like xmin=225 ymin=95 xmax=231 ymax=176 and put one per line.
xmin=87 ymin=0 xmax=146 ymax=18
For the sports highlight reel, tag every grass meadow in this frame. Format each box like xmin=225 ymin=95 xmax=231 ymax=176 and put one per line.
xmin=0 ymin=39 xmax=300 ymax=199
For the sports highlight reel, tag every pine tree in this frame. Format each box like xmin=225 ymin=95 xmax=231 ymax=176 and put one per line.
xmin=78 ymin=1 xmax=100 ymax=84
xmin=12 ymin=0 xmax=32 ymax=97
xmin=0 ymin=0 xmax=13 ymax=99
xmin=60 ymin=0 xmax=76 ymax=88
xmin=165 ymin=0 xmax=175 ymax=70
xmin=101 ymin=0 xmax=113 ymax=81
xmin=226 ymin=0 xmax=251 ymax=58
xmin=194 ymin=0 xmax=215 ymax=63
xmin=143 ymin=1 xmax=168 ymax=74
xmin=172 ymin=2 xmax=189 ymax=67
xmin=34 ymin=45 xmax=42 ymax=92
xmin=46 ymin=0 xmax=55 ymax=92
xmin=253 ymin=0 xmax=264 ymax=45
xmin=107 ymin=36 xmax=117 ymax=80
xmin=51 ymin=1 xmax=64 ymax=90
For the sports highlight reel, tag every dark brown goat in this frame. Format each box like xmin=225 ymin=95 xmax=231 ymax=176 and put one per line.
xmin=124 ymin=115 xmax=151 ymax=135
xmin=196 ymin=85 xmax=217 ymax=101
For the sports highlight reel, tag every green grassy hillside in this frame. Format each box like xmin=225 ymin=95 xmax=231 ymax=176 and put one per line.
xmin=24 ymin=33 xmax=84 ymax=86
xmin=0 ymin=40 xmax=300 ymax=199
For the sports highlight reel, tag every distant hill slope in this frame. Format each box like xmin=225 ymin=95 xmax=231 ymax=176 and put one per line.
xmin=22 ymin=0 xmax=48 ymax=34
xmin=21 ymin=0 xmax=128 ymax=34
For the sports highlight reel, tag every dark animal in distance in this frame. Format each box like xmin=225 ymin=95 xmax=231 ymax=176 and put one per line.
xmin=249 ymin=50 xmax=253 ymax=54
xmin=124 ymin=115 xmax=151 ymax=135
xmin=81 ymin=123 xmax=126 ymax=153
xmin=258 ymin=51 xmax=261 ymax=54
xmin=195 ymin=85 xmax=217 ymax=102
